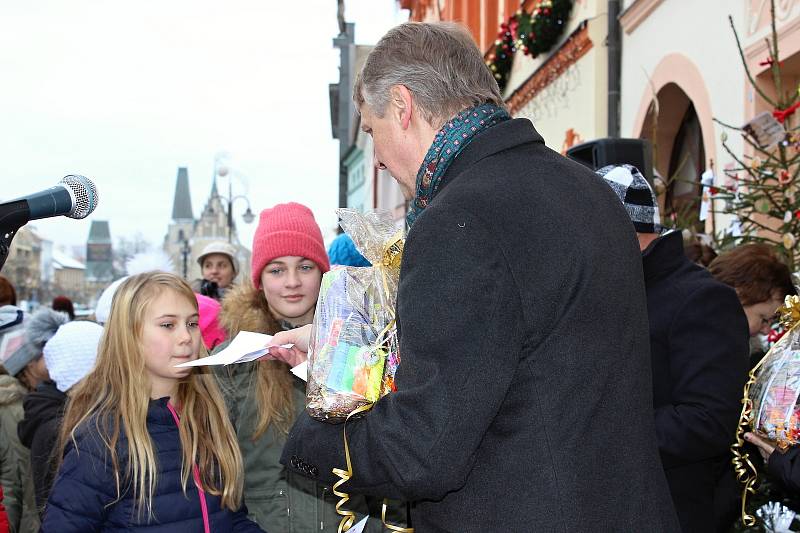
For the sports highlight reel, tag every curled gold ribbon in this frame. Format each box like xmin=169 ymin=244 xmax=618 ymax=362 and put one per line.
xmin=332 ymin=404 xmax=374 ymax=533
xmin=332 ymin=228 xmax=411 ymax=532
xmin=731 ymin=355 xmax=767 ymax=527
xmin=732 ymin=294 xmax=800 ymax=526
xmin=332 ymin=403 xmax=413 ymax=532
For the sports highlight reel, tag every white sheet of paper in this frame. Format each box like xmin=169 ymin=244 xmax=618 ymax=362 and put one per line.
xmin=346 ymin=516 xmax=369 ymax=533
xmin=290 ymin=360 xmax=308 ymax=382
xmin=174 ymin=331 xmax=293 ymax=367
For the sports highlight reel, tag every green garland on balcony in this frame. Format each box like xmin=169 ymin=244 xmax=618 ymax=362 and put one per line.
xmin=486 ymin=0 xmax=574 ymax=92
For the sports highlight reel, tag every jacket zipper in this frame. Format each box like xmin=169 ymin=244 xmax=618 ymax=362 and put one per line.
xmin=166 ymin=402 xmax=211 ymax=533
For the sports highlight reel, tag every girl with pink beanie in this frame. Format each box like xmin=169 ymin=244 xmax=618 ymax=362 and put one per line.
xmin=212 ymin=203 xmax=374 ymax=532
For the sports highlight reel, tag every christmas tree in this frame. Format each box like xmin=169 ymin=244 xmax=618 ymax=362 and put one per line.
xmin=711 ymin=0 xmax=800 ymax=271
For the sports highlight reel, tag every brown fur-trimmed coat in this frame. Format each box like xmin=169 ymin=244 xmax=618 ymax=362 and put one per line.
xmin=213 ymin=283 xmax=376 ymax=533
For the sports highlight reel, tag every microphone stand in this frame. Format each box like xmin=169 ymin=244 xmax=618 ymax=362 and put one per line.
xmin=0 ymin=200 xmax=31 ymax=273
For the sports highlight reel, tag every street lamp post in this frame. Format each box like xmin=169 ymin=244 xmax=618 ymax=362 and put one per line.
xmin=215 ymin=164 xmax=255 ymax=243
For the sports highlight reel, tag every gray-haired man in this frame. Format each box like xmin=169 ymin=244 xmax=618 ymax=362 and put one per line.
xmin=270 ymin=23 xmax=679 ymax=531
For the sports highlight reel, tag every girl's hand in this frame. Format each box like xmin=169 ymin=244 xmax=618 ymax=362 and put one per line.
xmin=745 ymin=432 xmax=777 ymax=462
xmin=262 ymin=324 xmax=312 ymax=367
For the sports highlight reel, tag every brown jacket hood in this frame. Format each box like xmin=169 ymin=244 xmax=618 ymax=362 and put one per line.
xmin=0 ymin=374 xmax=26 ymax=406
xmin=218 ymin=281 xmax=282 ymax=338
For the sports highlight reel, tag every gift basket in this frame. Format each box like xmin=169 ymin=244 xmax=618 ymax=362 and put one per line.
xmin=734 ymin=295 xmax=800 ymax=526
xmin=306 ymin=208 xmax=404 ymax=423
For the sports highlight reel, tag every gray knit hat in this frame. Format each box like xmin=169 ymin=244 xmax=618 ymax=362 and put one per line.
xmin=4 ymin=308 xmax=69 ymax=376
xmin=596 ymin=164 xmax=661 ymax=234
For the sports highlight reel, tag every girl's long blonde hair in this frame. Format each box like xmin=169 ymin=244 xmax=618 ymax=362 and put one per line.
xmin=57 ymin=272 xmax=244 ymax=518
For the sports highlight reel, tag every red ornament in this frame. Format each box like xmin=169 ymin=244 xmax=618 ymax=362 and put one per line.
xmin=709 ymin=186 xmax=719 ymax=195
xmin=773 ymin=101 xmax=800 ymax=123
xmin=794 ymin=210 xmax=800 ymax=219
xmin=768 ymin=328 xmax=787 ymax=343
xmin=780 ymin=170 xmax=792 ymax=185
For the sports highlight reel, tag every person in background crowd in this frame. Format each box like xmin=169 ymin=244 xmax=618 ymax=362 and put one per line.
xmin=50 ymin=297 xmax=74 ymax=321
xmin=0 ymin=488 xmax=8 ymax=533
xmin=41 ymin=272 xmax=263 ymax=532
xmin=746 ymin=429 xmax=800 ymax=498
xmin=214 ymin=203 xmax=379 ymax=532
xmin=0 ymin=277 xmax=26 ymax=378
xmin=683 ymin=231 xmax=718 ymax=267
xmin=192 ymin=241 xmax=239 ymax=302
xmin=327 ymin=232 xmax=371 ymax=267
xmin=18 ymin=316 xmax=102 ymax=513
xmin=596 ymin=164 xmax=749 ymax=532
xmin=196 ymin=293 xmax=226 ymax=352
xmin=709 ymin=244 xmax=796 ymax=339
xmin=268 ymin=22 xmax=678 ymax=531
xmin=0 ymin=364 xmax=39 ymax=533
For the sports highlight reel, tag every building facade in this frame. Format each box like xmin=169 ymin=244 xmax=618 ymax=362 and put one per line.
xmin=399 ymin=0 xmax=800 ymax=239
xmin=163 ymin=167 xmax=252 ymax=283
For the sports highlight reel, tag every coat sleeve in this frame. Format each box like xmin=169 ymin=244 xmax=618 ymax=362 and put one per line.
xmin=230 ymin=504 xmax=266 ymax=533
xmin=653 ymin=283 xmax=749 ymax=467
xmin=0 ymin=418 xmax=21 ymax=532
xmin=280 ymin=205 xmax=524 ymax=502
xmin=40 ymin=430 xmax=118 ymax=533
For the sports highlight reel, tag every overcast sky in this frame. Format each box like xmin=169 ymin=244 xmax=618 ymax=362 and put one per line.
xmin=0 ymin=0 xmax=407 ymax=256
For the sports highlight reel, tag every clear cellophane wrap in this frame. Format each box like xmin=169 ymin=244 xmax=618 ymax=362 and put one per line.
xmin=306 ymin=209 xmax=404 ymax=423
xmin=733 ymin=295 xmax=800 ymax=526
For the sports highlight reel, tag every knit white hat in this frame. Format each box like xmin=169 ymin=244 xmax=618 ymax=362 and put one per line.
xmin=43 ymin=321 xmax=103 ymax=392
xmin=94 ymin=277 xmax=127 ymax=325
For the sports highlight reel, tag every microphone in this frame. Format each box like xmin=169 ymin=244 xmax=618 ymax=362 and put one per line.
xmin=5 ymin=175 xmax=99 ymax=221
xmin=0 ymin=175 xmax=98 ymax=272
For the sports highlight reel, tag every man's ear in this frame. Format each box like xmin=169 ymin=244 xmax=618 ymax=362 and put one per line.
xmin=389 ymin=85 xmax=413 ymax=130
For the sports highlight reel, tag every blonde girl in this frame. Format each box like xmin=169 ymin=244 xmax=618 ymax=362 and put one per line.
xmin=41 ymin=272 xmax=263 ymax=533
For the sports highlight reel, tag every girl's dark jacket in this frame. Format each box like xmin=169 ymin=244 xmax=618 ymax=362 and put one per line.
xmin=17 ymin=379 xmax=66 ymax=512
xmin=40 ymin=397 xmax=264 ymax=533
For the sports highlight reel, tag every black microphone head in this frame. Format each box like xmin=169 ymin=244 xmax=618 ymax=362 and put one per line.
xmin=60 ymin=175 xmax=98 ymax=219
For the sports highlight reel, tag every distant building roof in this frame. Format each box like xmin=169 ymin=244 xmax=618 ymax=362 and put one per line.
xmin=87 ymin=220 xmax=111 ymax=244
xmin=52 ymin=250 xmax=85 ymax=270
xmin=171 ymin=167 xmax=194 ymax=221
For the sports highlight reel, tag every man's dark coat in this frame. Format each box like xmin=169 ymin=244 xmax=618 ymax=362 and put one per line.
xmin=282 ymin=119 xmax=680 ymax=532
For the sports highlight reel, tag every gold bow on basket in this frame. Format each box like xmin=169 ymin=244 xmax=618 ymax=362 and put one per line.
xmin=732 ymin=294 xmax=800 ymax=526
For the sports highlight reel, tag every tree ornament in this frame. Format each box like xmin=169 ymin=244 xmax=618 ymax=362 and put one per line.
xmin=756 ymin=199 xmax=771 ymax=213
xmin=783 ymin=233 xmax=797 ymax=250
xmin=785 ymin=210 xmax=793 ymax=223
xmin=780 ymin=170 xmax=792 ymax=185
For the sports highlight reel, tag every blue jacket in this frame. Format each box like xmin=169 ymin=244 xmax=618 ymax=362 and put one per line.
xmin=41 ymin=397 xmax=264 ymax=533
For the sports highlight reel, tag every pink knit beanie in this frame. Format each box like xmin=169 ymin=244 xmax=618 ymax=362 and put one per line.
xmin=251 ymin=202 xmax=330 ymax=288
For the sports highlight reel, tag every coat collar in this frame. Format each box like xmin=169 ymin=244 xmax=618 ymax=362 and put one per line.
xmin=642 ymin=231 xmax=686 ymax=284
xmin=436 ymin=118 xmax=545 ymax=193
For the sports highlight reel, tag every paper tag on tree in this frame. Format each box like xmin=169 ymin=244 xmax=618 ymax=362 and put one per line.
xmin=699 ymin=169 xmax=715 ymax=222
xmin=743 ymin=111 xmax=786 ymax=149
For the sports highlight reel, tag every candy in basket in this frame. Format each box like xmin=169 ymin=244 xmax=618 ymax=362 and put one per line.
xmin=306 ymin=209 xmax=404 ymax=422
